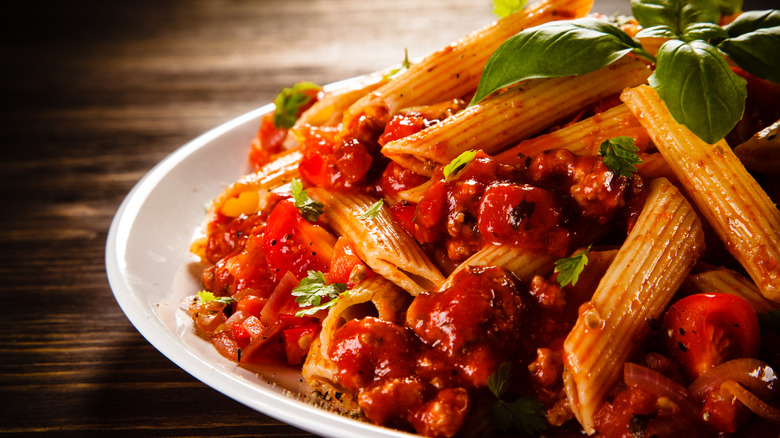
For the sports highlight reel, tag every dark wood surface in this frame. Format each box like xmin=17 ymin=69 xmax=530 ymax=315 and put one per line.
xmin=1 ymin=0 xmax=774 ymax=436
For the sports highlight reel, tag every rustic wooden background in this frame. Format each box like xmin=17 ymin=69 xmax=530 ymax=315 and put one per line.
xmin=0 ymin=0 xmax=774 ymax=435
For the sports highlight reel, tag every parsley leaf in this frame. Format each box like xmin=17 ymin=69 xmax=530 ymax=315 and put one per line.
xmin=443 ymin=150 xmax=478 ymax=180
xmin=384 ymin=48 xmax=412 ymax=80
xmin=599 ymin=136 xmax=643 ymax=177
xmin=292 ymin=271 xmax=348 ymax=317
xmin=493 ymin=0 xmax=527 ymax=18
xmin=554 ymin=246 xmax=591 ymax=287
xmin=290 ymin=178 xmax=324 ymax=222
xmin=273 ymin=81 xmax=321 ymax=129
xmin=487 ymin=362 xmax=547 ymax=434
xmin=197 ymin=290 xmax=236 ymax=305
xmin=360 ymin=199 xmax=384 ymax=220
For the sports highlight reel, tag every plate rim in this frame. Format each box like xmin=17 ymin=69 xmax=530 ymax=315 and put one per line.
xmin=104 ymin=86 xmax=420 ymax=438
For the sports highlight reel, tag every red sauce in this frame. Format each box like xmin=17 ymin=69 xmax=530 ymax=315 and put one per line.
xmin=328 ymin=266 xmax=526 ymax=436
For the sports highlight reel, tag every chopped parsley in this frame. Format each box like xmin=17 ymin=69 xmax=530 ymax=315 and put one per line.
xmin=488 ymin=362 xmax=547 ymax=434
xmin=554 ymin=245 xmax=592 ymax=287
xmin=292 ymin=271 xmax=348 ymax=317
xmin=599 ymin=137 xmax=643 ymax=177
xmin=443 ymin=149 xmax=478 ymax=180
xmin=359 ymin=199 xmax=384 ymax=220
xmin=197 ymin=290 xmax=236 ymax=305
xmin=273 ymin=81 xmax=321 ymax=129
xmin=290 ymin=178 xmax=324 ymax=222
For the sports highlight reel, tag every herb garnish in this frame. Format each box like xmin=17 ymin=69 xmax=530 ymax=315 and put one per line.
xmin=488 ymin=362 xmax=547 ymax=434
xmin=384 ymin=48 xmax=413 ymax=80
xmin=493 ymin=0 xmax=528 ymax=18
xmin=197 ymin=290 xmax=236 ymax=305
xmin=554 ymin=246 xmax=592 ymax=287
xmin=471 ymin=0 xmax=780 ymax=144
xmin=290 ymin=178 xmax=324 ymax=222
xmin=273 ymin=81 xmax=322 ymax=129
xmin=599 ymin=136 xmax=643 ymax=177
xmin=360 ymin=199 xmax=384 ymax=220
xmin=443 ymin=150 xmax=478 ymax=180
xmin=292 ymin=271 xmax=348 ymax=317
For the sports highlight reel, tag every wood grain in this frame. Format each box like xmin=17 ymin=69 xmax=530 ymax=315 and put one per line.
xmin=0 ymin=0 xmax=774 ymax=435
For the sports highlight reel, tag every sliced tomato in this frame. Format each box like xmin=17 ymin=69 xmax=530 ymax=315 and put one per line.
xmin=263 ymin=199 xmax=336 ymax=283
xmin=328 ymin=237 xmax=371 ymax=286
xmin=662 ymin=293 xmax=760 ymax=380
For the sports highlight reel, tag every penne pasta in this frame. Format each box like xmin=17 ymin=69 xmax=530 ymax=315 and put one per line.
xmin=563 ymin=177 xmax=705 ymax=434
xmin=685 ymin=267 xmax=778 ymax=314
xmin=383 ymin=56 xmax=652 ymax=175
xmin=622 ymin=85 xmax=780 ymax=303
xmin=303 ymin=275 xmax=410 ymax=412
xmin=339 ymin=0 xmax=594 ymax=136
xmin=443 ymin=244 xmax=555 ymax=289
xmin=307 ymin=187 xmax=446 ymax=295
xmin=494 ymin=103 xmax=651 ymax=163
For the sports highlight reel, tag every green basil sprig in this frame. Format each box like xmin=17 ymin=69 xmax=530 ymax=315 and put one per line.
xmin=471 ymin=0 xmax=780 ymax=144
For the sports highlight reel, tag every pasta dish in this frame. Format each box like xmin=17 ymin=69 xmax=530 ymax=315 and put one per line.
xmin=185 ymin=0 xmax=780 ymax=436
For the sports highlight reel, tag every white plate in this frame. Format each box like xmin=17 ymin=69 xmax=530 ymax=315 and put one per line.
xmin=105 ymin=79 xmax=420 ymax=438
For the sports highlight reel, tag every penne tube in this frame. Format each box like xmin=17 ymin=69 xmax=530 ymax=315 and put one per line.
xmin=339 ymin=0 xmax=594 ymax=135
xmin=563 ymin=177 xmax=705 ymax=434
xmin=494 ymin=103 xmax=650 ymax=163
xmin=622 ymin=85 xmax=780 ymax=303
xmin=685 ymin=268 xmax=778 ymax=314
xmin=443 ymin=244 xmax=556 ymax=289
xmin=303 ymin=275 xmax=410 ymax=412
xmin=307 ymin=187 xmax=446 ymax=295
xmin=383 ymin=56 xmax=652 ymax=176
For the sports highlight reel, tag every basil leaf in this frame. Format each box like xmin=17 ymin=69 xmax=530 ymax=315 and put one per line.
xmin=471 ymin=18 xmax=644 ymax=105
xmin=631 ymin=0 xmax=720 ymax=35
xmin=719 ymin=26 xmax=780 ymax=83
xmin=683 ymin=22 xmax=729 ymax=42
xmin=724 ymin=9 xmax=780 ymax=37
xmin=717 ymin=0 xmax=742 ymax=15
xmin=635 ymin=24 xmax=678 ymax=39
xmin=650 ymin=40 xmax=747 ymax=144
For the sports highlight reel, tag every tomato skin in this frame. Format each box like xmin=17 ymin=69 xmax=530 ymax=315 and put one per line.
xmin=378 ymin=114 xmax=426 ymax=145
xmin=378 ymin=161 xmax=427 ymax=200
xmin=477 ymin=183 xmax=570 ymax=256
xmin=283 ymin=322 xmax=318 ymax=365
xmin=263 ymin=199 xmax=335 ymax=283
xmin=328 ymin=237 xmax=371 ymax=286
xmin=661 ymin=293 xmax=760 ymax=380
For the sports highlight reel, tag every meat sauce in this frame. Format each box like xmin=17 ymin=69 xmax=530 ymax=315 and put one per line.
xmin=329 ymin=266 xmax=526 ymax=436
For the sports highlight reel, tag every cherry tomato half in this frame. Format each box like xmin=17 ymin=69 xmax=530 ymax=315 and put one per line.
xmin=662 ymin=293 xmax=760 ymax=380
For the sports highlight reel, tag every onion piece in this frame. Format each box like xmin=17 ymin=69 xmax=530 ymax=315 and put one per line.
xmin=624 ymin=362 xmax=699 ymax=417
xmin=689 ymin=358 xmax=778 ymax=402
xmin=721 ymin=380 xmax=780 ymax=423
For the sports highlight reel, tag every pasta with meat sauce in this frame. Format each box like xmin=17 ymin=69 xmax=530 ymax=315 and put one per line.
xmin=185 ymin=0 xmax=780 ymax=436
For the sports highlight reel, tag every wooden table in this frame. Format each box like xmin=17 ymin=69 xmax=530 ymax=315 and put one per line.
xmin=1 ymin=0 xmax=774 ymax=435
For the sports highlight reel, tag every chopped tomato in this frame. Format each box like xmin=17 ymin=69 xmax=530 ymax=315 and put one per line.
xmin=378 ymin=114 xmax=426 ymax=146
xmin=477 ymin=183 xmax=570 ymax=256
xmin=236 ymin=294 xmax=266 ymax=318
xmin=283 ymin=322 xmax=318 ymax=365
xmin=389 ymin=201 xmax=417 ymax=237
xmin=263 ymin=199 xmax=336 ymax=283
xmin=249 ymin=113 xmax=287 ymax=169
xmin=662 ymin=293 xmax=760 ymax=380
xmin=328 ymin=237 xmax=371 ymax=286
xmin=378 ymin=161 xmax=428 ymax=200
